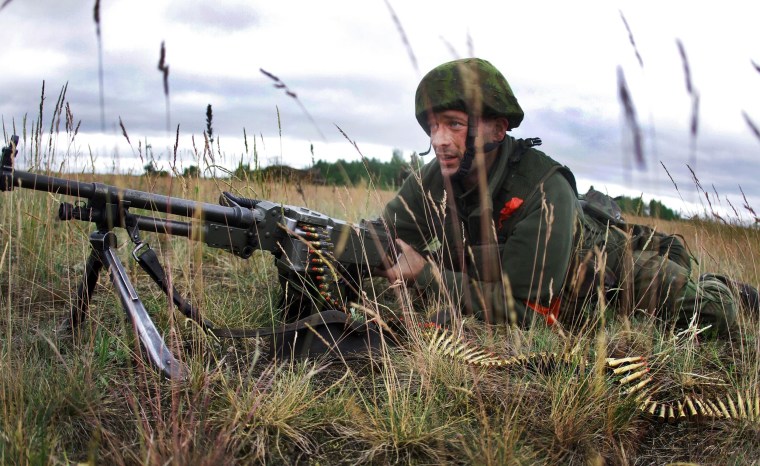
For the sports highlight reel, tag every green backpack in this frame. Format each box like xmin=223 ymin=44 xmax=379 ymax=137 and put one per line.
xmin=579 ymin=187 xmax=691 ymax=270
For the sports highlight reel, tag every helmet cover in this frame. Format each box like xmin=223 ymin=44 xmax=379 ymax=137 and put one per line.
xmin=415 ymin=58 xmax=524 ymax=135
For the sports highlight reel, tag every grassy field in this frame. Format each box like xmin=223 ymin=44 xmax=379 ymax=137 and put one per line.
xmin=1 ymin=172 xmax=759 ymax=465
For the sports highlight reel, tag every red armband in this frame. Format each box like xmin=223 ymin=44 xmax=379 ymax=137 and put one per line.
xmin=524 ymin=297 xmax=561 ymax=325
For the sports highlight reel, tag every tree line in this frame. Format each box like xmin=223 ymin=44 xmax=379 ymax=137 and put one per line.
xmin=616 ymin=195 xmax=681 ymax=221
xmin=312 ymin=149 xmax=421 ymax=189
xmin=145 ymin=153 xmax=680 ymax=221
xmin=155 ymin=148 xmax=420 ymax=189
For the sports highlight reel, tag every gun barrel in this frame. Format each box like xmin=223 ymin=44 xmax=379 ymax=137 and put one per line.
xmin=9 ymin=169 xmax=258 ymax=228
xmin=133 ymin=214 xmax=193 ymax=238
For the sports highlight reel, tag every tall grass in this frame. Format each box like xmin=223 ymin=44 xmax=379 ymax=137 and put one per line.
xmin=1 ymin=162 xmax=759 ymax=463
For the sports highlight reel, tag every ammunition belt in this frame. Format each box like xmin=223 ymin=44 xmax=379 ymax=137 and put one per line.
xmin=420 ymin=325 xmax=759 ymax=424
xmin=296 ymin=221 xmax=344 ymax=311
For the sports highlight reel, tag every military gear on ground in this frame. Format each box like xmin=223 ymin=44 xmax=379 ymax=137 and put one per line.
xmin=558 ymin=193 xmax=739 ymax=336
xmin=581 ymin=186 xmax=623 ymax=222
xmin=700 ymin=273 xmax=760 ymax=314
xmin=415 ymin=58 xmax=524 ymax=134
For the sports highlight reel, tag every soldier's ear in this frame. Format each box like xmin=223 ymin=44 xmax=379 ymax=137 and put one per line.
xmin=491 ymin=117 xmax=509 ymax=141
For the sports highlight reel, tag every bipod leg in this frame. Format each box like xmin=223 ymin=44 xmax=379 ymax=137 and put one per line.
xmin=63 ymin=248 xmax=104 ymax=333
xmin=91 ymin=231 xmax=188 ymax=381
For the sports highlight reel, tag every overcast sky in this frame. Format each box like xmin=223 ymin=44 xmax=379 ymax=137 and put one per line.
xmin=1 ymin=0 xmax=759 ymax=219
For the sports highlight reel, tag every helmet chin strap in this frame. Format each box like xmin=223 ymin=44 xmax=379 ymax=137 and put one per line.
xmin=451 ymin=116 xmax=505 ymax=182
xmin=419 ymin=141 xmax=432 ymax=156
xmin=451 ymin=140 xmax=505 ymax=182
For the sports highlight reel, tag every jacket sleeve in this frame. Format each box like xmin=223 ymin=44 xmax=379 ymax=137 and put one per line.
xmin=413 ymin=172 xmax=579 ymax=326
xmin=381 ymin=171 xmax=438 ymax=253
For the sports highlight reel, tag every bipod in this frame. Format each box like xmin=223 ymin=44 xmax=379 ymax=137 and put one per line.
xmin=68 ymin=229 xmax=188 ymax=381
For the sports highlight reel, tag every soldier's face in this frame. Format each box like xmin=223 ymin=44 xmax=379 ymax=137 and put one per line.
xmin=428 ymin=110 xmax=470 ymax=178
xmin=428 ymin=110 xmax=507 ymax=179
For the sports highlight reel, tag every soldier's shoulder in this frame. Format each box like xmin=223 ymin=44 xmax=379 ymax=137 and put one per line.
xmin=419 ymin=157 xmax=441 ymax=177
xmin=410 ymin=157 xmax=445 ymax=192
xmin=390 ymin=157 xmax=443 ymax=205
xmin=509 ymin=140 xmax=578 ymax=197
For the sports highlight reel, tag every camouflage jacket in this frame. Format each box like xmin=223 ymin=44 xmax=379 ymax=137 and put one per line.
xmin=382 ymin=136 xmax=580 ymax=326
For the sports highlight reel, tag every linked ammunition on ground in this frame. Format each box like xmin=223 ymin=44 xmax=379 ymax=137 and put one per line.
xmin=707 ymin=399 xmax=722 ymax=418
xmin=606 ymin=356 xmax=644 ymax=367
xmin=619 ymin=368 xmax=649 ymax=384
xmin=648 ymin=401 xmax=658 ymax=415
xmin=423 ymin=327 xmax=760 ymax=427
xmin=737 ymin=392 xmax=746 ymax=419
xmin=727 ymin=395 xmax=738 ymax=418
xmin=685 ymin=396 xmax=697 ymax=416
xmin=677 ymin=401 xmax=686 ymax=419
xmin=612 ymin=361 xmax=646 ymax=375
xmin=624 ymin=376 xmax=652 ymax=395
xmin=717 ymin=399 xmax=731 ymax=418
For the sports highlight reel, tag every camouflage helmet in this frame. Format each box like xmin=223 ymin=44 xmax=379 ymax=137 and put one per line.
xmin=415 ymin=58 xmax=524 ymax=135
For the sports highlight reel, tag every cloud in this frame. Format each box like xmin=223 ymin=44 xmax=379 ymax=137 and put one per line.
xmin=1 ymin=0 xmax=759 ymax=219
xmin=166 ymin=1 xmax=260 ymax=32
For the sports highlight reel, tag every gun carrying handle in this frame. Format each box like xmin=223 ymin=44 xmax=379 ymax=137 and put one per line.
xmin=220 ymin=191 xmax=260 ymax=209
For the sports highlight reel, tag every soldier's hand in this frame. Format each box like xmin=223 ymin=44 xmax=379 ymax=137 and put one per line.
xmin=375 ymin=239 xmax=427 ymax=283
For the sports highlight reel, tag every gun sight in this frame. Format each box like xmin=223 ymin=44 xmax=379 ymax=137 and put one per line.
xmin=1 ymin=135 xmax=19 ymax=191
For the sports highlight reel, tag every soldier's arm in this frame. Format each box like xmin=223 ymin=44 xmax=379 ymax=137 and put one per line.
xmin=381 ymin=170 xmax=439 ymax=252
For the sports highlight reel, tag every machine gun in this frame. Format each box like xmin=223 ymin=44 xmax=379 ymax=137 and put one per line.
xmin=1 ymin=135 xmax=392 ymax=380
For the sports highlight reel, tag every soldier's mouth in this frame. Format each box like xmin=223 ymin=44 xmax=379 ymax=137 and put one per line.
xmin=437 ymin=153 xmax=459 ymax=162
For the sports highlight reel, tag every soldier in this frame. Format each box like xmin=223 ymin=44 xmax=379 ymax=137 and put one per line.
xmin=378 ymin=57 xmax=744 ymax=336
